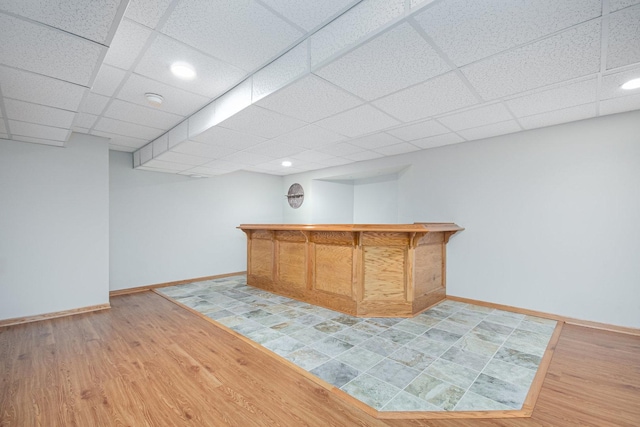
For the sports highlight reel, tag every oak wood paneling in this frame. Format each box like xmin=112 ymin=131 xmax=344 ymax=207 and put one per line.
xmin=314 ymin=244 xmax=353 ymax=297
xmin=414 ymin=243 xmax=443 ymax=296
xmin=277 ymin=241 xmax=306 ymax=288
xmin=363 ymin=246 xmax=406 ymax=301
xmin=250 ymin=238 xmax=273 ymax=278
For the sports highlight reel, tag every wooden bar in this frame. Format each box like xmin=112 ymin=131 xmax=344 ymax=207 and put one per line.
xmin=238 ymin=223 xmax=463 ymax=317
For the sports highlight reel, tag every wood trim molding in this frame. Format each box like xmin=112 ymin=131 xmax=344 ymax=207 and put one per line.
xmin=447 ymin=295 xmax=640 ymax=337
xmin=109 ymin=271 xmax=246 ymax=297
xmin=0 ymin=303 xmax=110 ymax=328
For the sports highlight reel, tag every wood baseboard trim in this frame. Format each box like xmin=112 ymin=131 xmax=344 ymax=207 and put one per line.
xmin=154 ymin=290 xmax=533 ymax=420
xmin=0 ymin=303 xmax=111 ymax=328
xmin=447 ymin=295 xmax=640 ymax=337
xmin=109 ymin=271 xmax=246 ymax=297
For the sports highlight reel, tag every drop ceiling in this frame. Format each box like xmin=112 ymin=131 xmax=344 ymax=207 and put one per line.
xmin=1 ymin=0 xmax=639 ymax=176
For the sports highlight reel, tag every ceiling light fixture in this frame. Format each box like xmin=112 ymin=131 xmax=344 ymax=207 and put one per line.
xmin=282 ymin=161 xmax=292 ymax=167
xmin=145 ymin=93 xmax=164 ymax=106
xmin=621 ymin=77 xmax=640 ymax=90
xmin=171 ymin=62 xmax=196 ymax=80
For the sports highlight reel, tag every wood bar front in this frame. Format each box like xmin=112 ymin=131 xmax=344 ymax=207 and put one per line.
xmin=238 ymin=223 xmax=463 ymax=317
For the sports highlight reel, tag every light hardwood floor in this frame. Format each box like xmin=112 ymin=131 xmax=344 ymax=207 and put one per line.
xmin=1 ymin=291 xmax=638 ymax=426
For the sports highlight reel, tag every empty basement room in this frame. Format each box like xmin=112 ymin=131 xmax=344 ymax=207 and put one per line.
xmin=1 ymin=0 xmax=639 ymax=425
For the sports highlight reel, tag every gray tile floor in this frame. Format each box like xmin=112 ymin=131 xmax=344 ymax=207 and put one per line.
xmin=158 ymin=275 xmax=557 ymax=412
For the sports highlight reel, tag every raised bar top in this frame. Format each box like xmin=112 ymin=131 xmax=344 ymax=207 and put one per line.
xmin=238 ymin=223 xmax=464 ymax=233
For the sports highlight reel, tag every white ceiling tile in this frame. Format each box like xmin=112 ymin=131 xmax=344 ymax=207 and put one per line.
xmin=136 ymin=165 xmax=176 ymax=173
xmin=135 ymin=35 xmax=246 ymax=99
xmin=315 ymin=23 xmax=450 ymax=101
xmin=139 ymin=143 xmax=152 ymax=162
xmin=316 ymin=156 xmax=353 ymax=167
xmin=8 ymin=120 xmax=69 ymax=141
xmin=601 ymin=68 xmax=640 ymax=99
xmin=0 ymin=66 xmax=86 ymax=110
xmin=91 ymin=65 xmax=127 ymax=97
xmin=124 ymin=0 xmax=173 ymax=29
xmin=310 ymin=0 xmax=405 ymax=67
xmin=252 ymin=42 xmax=309 ymax=103
xmin=600 ymin=92 xmax=640 ymax=115
xmin=221 ymin=151 xmax=276 ymax=165
xmin=103 ymin=20 xmax=152 ymax=69
xmin=610 ymin=0 xmax=640 ymax=11
xmin=0 ymin=0 xmax=123 ymax=44
xmin=154 ymin=151 xmax=210 ymax=166
xmin=162 ymin=0 xmax=302 ymax=71
xmin=0 ymin=121 xmax=6 ymax=133
xmin=411 ymin=132 xmax=465 ymax=149
xmin=286 ymin=162 xmax=326 ymax=172
xmin=11 ymin=135 xmax=65 ymax=147
xmin=260 ymin=0 xmax=358 ymax=31
xmin=171 ymin=140 xmax=236 ymax=158
xmin=462 ymin=21 xmax=601 ymax=100
xmin=256 ymin=74 xmax=362 ymax=122
xmin=90 ymin=130 xmax=149 ymax=149
xmin=457 ymin=120 xmax=522 ymax=141
xmin=152 ymin=134 xmax=168 ymax=156
xmin=94 ymin=117 xmax=163 ymax=140
xmin=437 ymin=103 xmax=514 ymax=131
xmin=290 ymin=150 xmax=336 ymax=162
xmin=385 ymin=120 xmax=449 ymax=141
xmin=72 ymin=126 xmax=90 ymax=134
xmin=315 ymin=104 xmax=400 ymax=137
xmin=607 ymin=6 xmax=640 ymax=69
xmin=520 ymin=103 xmax=597 ymax=129
xmin=3 ymin=99 xmax=75 ymax=128
xmin=0 ymin=133 xmax=10 ymax=140
xmin=246 ymin=141 xmax=305 ymax=157
xmin=347 ymin=132 xmax=404 ymax=149
xmin=0 ymin=14 xmax=104 ymax=86
xmin=109 ymin=144 xmax=137 ymax=152
xmin=270 ymin=124 xmax=346 ymax=149
xmin=177 ymin=166 xmax=224 ymax=176
xmin=342 ymin=150 xmax=385 ymax=161
xmin=143 ymin=159 xmax=191 ymax=171
xmin=372 ymin=72 xmax=478 ymax=122
xmin=117 ymin=73 xmax=210 ymax=116
xmin=317 ymin=142 xmax=365 ymax=156
xmin=192 ymin=125 xmax=266 ymax=149
xmin=506 ymin=79 xmax=598 ymax=117
xmin=217 ymin=105 xmax=307 ymax=138
xmin=201 ymin=159 xmax=244 ymax=172
xmin=103 ymin=99 xmax=184 ymax=130
xmin=81 ymin=93 xmax=110 ymax=115
xmin=414 ymin=0 xmax=601 ymax=66
xmin=373 ymin=142 xmax=421 ymax=156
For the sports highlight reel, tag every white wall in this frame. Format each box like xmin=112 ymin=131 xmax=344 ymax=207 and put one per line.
xmin=353 ymin=175 xmax=399 ymax=223
xmin=283 ymin=111 xmax=640 ymax=328
xmin=0 ymin=134 xmax=110 ymax=321
xmin=310 ymin=179 xmax=354 ymax=223
xmin=109 ymin=151 xmax=283 ymax=291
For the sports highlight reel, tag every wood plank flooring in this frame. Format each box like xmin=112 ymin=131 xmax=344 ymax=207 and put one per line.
xmin=1 ymin=291 xmax=638 ymax=426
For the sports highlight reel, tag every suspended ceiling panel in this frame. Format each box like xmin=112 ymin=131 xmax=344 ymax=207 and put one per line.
xmin=1 ymin=0 xmax=640 ymax=177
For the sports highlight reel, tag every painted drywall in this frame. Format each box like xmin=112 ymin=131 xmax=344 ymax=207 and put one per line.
xmin=353 ymin=175 xmax=399 ymax=223
xmin=0 ymin=133 xmax=110 ymax=321
xmin=283 ymin=111 xmax=640 ymax=328
xmin=109 ymin=151 xmax=283 ymax=291
xmin=310 ymin=179 xmax=354 ymax=223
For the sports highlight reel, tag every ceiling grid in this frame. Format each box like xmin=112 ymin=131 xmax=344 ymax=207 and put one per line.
xmin=0 ymin=0 xmax=639 ymax=176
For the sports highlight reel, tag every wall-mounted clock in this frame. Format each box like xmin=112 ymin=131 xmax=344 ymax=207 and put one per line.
xmin=286 ymin=183 xmax=304 ymax=209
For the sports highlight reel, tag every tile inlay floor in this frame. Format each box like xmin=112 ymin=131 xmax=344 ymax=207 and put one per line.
xmin=157 ymin=275 xmax=557 ymax=412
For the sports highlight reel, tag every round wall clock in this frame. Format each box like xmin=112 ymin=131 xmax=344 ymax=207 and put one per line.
xmin=286 ymin=183 xmax=304 ymax=209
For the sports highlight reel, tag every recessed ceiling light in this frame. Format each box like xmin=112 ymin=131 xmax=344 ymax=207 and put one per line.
xmin=171 ymin=62 xmax=196 ymax=80
xmin=621 ymin=77 xmax=640 ymax=90
xmin=145 ymin=93 xmax=164 ymax=106
xmin=282 ymin=161 xmax=292 ymax=167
